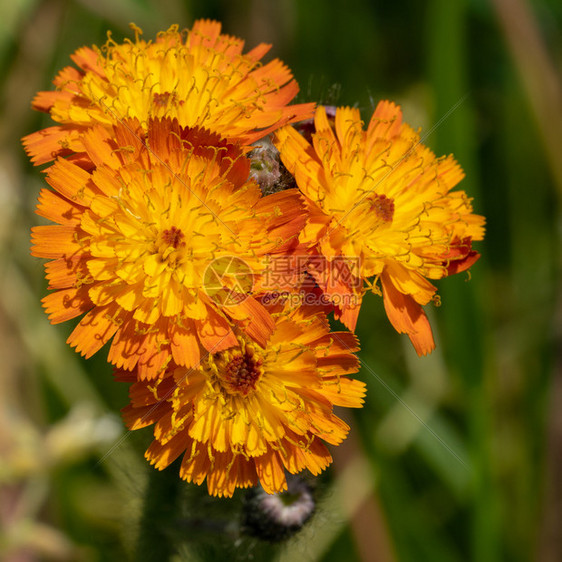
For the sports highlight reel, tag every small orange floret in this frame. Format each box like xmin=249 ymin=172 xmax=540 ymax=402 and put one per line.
xmin=119 ymin=305 xmax=366 ymax=497
xmin=31 ymin=118 xmax=305 ymax=378
xmin=274 ymin=102 xmax=485 ymax=355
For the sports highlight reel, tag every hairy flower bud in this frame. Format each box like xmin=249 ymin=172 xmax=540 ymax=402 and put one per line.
xmin=249 ymin=136 xmax=296 ymax=195
xmin=241 ymin=476 xmax=316 ymax=542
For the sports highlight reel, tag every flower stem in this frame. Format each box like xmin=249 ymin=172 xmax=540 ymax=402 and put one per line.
xmin=135 ymin=466 xmax=182 ymax=562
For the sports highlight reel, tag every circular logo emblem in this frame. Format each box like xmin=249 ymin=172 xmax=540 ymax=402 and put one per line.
xmin=203 ymin=256 xmax=253 ymax=306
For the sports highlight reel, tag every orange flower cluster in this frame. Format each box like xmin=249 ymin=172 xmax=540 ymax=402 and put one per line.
xmin=25 ymin=20 xmax=484 ymax=497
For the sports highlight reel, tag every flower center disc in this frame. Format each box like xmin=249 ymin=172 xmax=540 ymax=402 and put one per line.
xmin=161 ymin=226 xmax=185 ymax=249
xmin=370 ymin=193 xmax=395 ymax=224
xmin=221 ymin=346 xmax=264 ymax=396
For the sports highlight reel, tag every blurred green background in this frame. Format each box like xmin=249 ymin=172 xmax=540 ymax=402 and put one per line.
xmin=1 ymin=0 xmax=561 ymax=560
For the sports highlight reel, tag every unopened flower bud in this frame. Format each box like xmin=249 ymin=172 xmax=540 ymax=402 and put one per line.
xmin=249 ymin=136 xmax=296 ymax=195
xmin=241 ymin=476 xmax=316 ymax=542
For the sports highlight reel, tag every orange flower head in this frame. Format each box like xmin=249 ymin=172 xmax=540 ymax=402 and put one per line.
xmin=31 ymin=118 xmax=305 ymax=379
xmin=274 ymin=102 xmax=486 ymax=355
xmin=23 ymin=20 xmax=314 ymax=165
xmin=119 ymin=305 xmax=366 ymax=497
